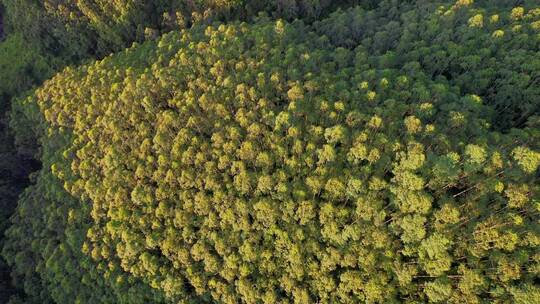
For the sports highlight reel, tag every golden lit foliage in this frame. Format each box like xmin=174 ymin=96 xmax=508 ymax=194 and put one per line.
xmin=2 ymin=1 xmax=540 ymax=303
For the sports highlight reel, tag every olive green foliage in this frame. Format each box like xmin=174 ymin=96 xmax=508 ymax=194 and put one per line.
xmin=2 ymin=1 xmax=540 ymax=303
xmin=0 ymin=0 xmax=372 ymax=301
xmin=3 ymin=1 xmax=539 ymax=302
xmin=0 ymin=32 xmax=53 ymax=224
xmin=0 ymin=33 xmax=52 ymax=96
xmin=0 ymin=33 xmax=54 ymax=302
xmin=1 ymin=0 xmax=370 ymax=59
xmin=314 ymin=0 xmax=540 ymax=130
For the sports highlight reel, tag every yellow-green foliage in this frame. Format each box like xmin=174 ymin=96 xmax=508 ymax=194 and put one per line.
xmin=2 ymin=1 xmax=540 ymax=303
xmin=315 ymin=1 xmax=540 ymax=131
xmin=1 ymin=0 xmax=375 ymax=59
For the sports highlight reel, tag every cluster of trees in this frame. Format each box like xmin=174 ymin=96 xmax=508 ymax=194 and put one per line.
xmin=0 ymin=33 xmax=54 ymax=303
xmin=314 ymin=0 xmax=540 ymax=130
xmin=1 ymin=0 xmax=376 ymax=60
xmin=0 ymin=0 xmax=539 ymax=303
xmin=0 ymin=0 xmax=369 ymax=301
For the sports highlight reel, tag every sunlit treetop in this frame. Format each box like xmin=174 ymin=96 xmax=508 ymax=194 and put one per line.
xmin=2 ymin=1 xmax=539 ymax=303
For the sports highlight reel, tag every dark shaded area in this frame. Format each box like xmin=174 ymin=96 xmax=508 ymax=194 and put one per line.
xmin=0 ymin=4 xmax=4 ymax=40
xmin=0 ymin=4 xmax=48 ymax=301
xmin=0 ymin=94 xmax=40 ymax=304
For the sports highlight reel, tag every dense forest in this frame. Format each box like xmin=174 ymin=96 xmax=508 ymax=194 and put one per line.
xmin=0 ymin=0 xmax=539 ymax=303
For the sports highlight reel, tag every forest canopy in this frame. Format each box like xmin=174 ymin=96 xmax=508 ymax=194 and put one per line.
xmin=0 ymin=0 xmax=539 ymax=303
